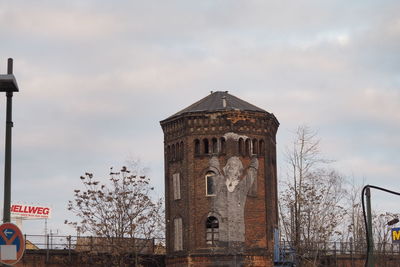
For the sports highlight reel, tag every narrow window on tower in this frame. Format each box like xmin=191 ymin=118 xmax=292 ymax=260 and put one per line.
xmin=238 ymin=138 xmax=244 ymax=155
xmin=173 ymin=173 xmax=181 ymax=200
xmin=252 ymin=139 xmax=258 ymax=155
xmin=194 ymin=139 xmax=200 ymax=155
xmin=259 ymin=139 xmax=265 ymax=155
xmin=175 ymin=143 xmax=180 ymax=160
xmin=203 ymin=138 xmax=209 ymax=154
xmin=167 ymin=146 xmax=171 ymax=161
xmin=212 ymin=137 xmax=218 ymax=154
xmin=180 ymin=141 xmax=184 ymax=160
xmin=174 ymin=217 xmax=183 ymax=251
xmin=245 ymin=138 xmax=250 ymax=156
xmin=205 ymin=171 xmax=216 ymax=196
xmin=172 ymin=144 xmax=176 ymax=161
xmin=206 ymin=216 xmax=219 ymax=245
xmin=220 ymin=137 xmax=226 ymax=154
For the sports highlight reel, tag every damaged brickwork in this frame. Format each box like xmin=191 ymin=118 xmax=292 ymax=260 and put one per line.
xmin=160 ymin=91 xmax=279 ymax=267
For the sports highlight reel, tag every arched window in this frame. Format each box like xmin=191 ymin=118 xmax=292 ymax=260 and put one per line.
xmin=194 ymin=139 xmax=200 ymax=155
xmin=176 ymin=143 xmax=180 ymax=160
xmin=212 ymin=138 xmax=218 ymax=154
xmin=245 ymin=139 xmax=250 ymax=156
xmin=205 ymin=171 xmax=216 ymax=196
xmin=259 ymin=139 xmax=265 ymax=155
xmin=180 ymin=141 xmax=184 ymax=160
xmin=203 ymin=139 xmax=209 ymax=154
xmin=206 ymin=216 xmax=219 ymax=245
xmin=220 ymin=137 xmax=226 ymax=154
xmin=172 ymin=144 xmax=176 ymax=161
xmin=238 ymin=138 xmax=244 ymax=155
xmin=252 ymin=139 xmax=258 ymax=155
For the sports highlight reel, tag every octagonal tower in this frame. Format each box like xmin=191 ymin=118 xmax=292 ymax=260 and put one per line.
xmin=160 ymin=91 xmax=279 ymax=267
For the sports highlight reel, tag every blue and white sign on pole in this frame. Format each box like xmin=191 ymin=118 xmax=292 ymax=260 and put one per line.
xmin=0 ymin=222 xmax=25 ymax=265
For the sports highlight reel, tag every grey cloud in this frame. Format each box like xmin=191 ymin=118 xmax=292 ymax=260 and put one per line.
xmin=0 ymin=0 xmax=399 ymax=234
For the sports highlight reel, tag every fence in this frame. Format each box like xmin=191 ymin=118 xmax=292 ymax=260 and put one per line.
xmin=279 ymin=240 xmax=400 ymax=255
xmin=277 ymin=240 xmax=400 ymax=266
xmin=24 ymin=236 xmax=400 ymax=256
xmin=24 ymin=234 xmax=165 ymax=254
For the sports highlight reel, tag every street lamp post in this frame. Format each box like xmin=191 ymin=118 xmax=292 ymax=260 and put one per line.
xmin=365 ymin=187 xmax=374 ymax=267
xmin=362 ymin=185 xmax=400 ymax=267
xmin=0 ymin=58 xmax=19 ymax=223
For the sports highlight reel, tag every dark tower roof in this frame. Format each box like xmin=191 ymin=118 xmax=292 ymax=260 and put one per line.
xmin=166 ymin=91 xmax=268 ymax=120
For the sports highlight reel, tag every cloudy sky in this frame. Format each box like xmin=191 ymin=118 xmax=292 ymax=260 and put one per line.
xmin=0 ymin=0 xmax=399 ymax=235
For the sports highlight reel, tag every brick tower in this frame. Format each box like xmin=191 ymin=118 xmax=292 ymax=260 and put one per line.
xmin=160 ymin=91 xmax=279 ymax=267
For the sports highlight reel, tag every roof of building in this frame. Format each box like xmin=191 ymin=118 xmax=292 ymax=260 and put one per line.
xmin=165 ymin=91 xmax=267 ymax=120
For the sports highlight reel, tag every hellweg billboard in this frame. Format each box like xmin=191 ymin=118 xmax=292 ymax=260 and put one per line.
xmin=10 ymin=204 xmax=51 ymax=219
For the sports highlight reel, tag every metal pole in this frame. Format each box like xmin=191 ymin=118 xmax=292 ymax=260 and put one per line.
xmin=2 ymin=58 xmax=13 ymax=223
xmin=366 ymin=187 xmax=374 ymax=267
xmin=46 ymin=234 xmax=49 ymax=262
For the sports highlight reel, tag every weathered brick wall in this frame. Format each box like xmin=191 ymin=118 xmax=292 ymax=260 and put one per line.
xmin=13 ymin=250 xmax=400 ymax=267
xmin=161 ymin=110 xmax=279 ymax=266
xmin=15 ymin=250 xmax=165 ymax=267
xmin=13 ymin=249 xmax=400 ymax=267
xmin=303 ymin=254 xmax=400 ymax=267
xmin=166 ymin=254 xmax=273 ymax=267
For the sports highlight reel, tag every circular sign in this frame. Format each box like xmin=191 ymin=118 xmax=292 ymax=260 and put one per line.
xmin=0 ymin=222 xmax=25 ymax=265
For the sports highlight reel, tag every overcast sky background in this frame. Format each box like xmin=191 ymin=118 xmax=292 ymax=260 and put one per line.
xmin=0 ymin=0 xmax=399 ymax=235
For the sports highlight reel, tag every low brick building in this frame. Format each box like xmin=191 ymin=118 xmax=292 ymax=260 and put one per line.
xmin=160 ymin=91 xmax=279 ymax=266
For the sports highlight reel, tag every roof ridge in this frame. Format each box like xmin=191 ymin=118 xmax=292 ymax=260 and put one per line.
xmin=164 ymin=91 xmax=268 ymax=120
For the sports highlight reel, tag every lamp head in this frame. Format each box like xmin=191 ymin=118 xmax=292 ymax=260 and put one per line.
xmin=388 ymin=218 xmax=399 ymax=226
xmin=0 ymin=58 xmax=19 ymax=92
xmin=0 ymin=74 xmax=19 ymax=92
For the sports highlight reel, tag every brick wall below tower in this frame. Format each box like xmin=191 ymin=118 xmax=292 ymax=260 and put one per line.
xmin=166 ymin=254 xmax=274 ymax=267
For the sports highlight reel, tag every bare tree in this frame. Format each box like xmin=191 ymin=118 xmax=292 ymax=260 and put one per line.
xmin=65 ymin=165 xmax=164 ymax=266
xmin=342 ymin=180 xmax=400 ymax=250
xmin=279 ymin=125 xmax=346 ymax=265
xmin=373 ymin=212 xmax=399 ymax=244
xmin=341 ymin=177 xmax=366 ymax=251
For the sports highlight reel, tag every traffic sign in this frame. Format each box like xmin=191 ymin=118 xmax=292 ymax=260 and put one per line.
xmin=0 ymin=222 xmax=25 ymax=265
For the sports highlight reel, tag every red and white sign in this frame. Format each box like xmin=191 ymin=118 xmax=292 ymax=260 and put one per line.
xmin=11 ymin=204 xmax=51 ymax=219
xmin=0 ymin=222 xmax=25 ymax=265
